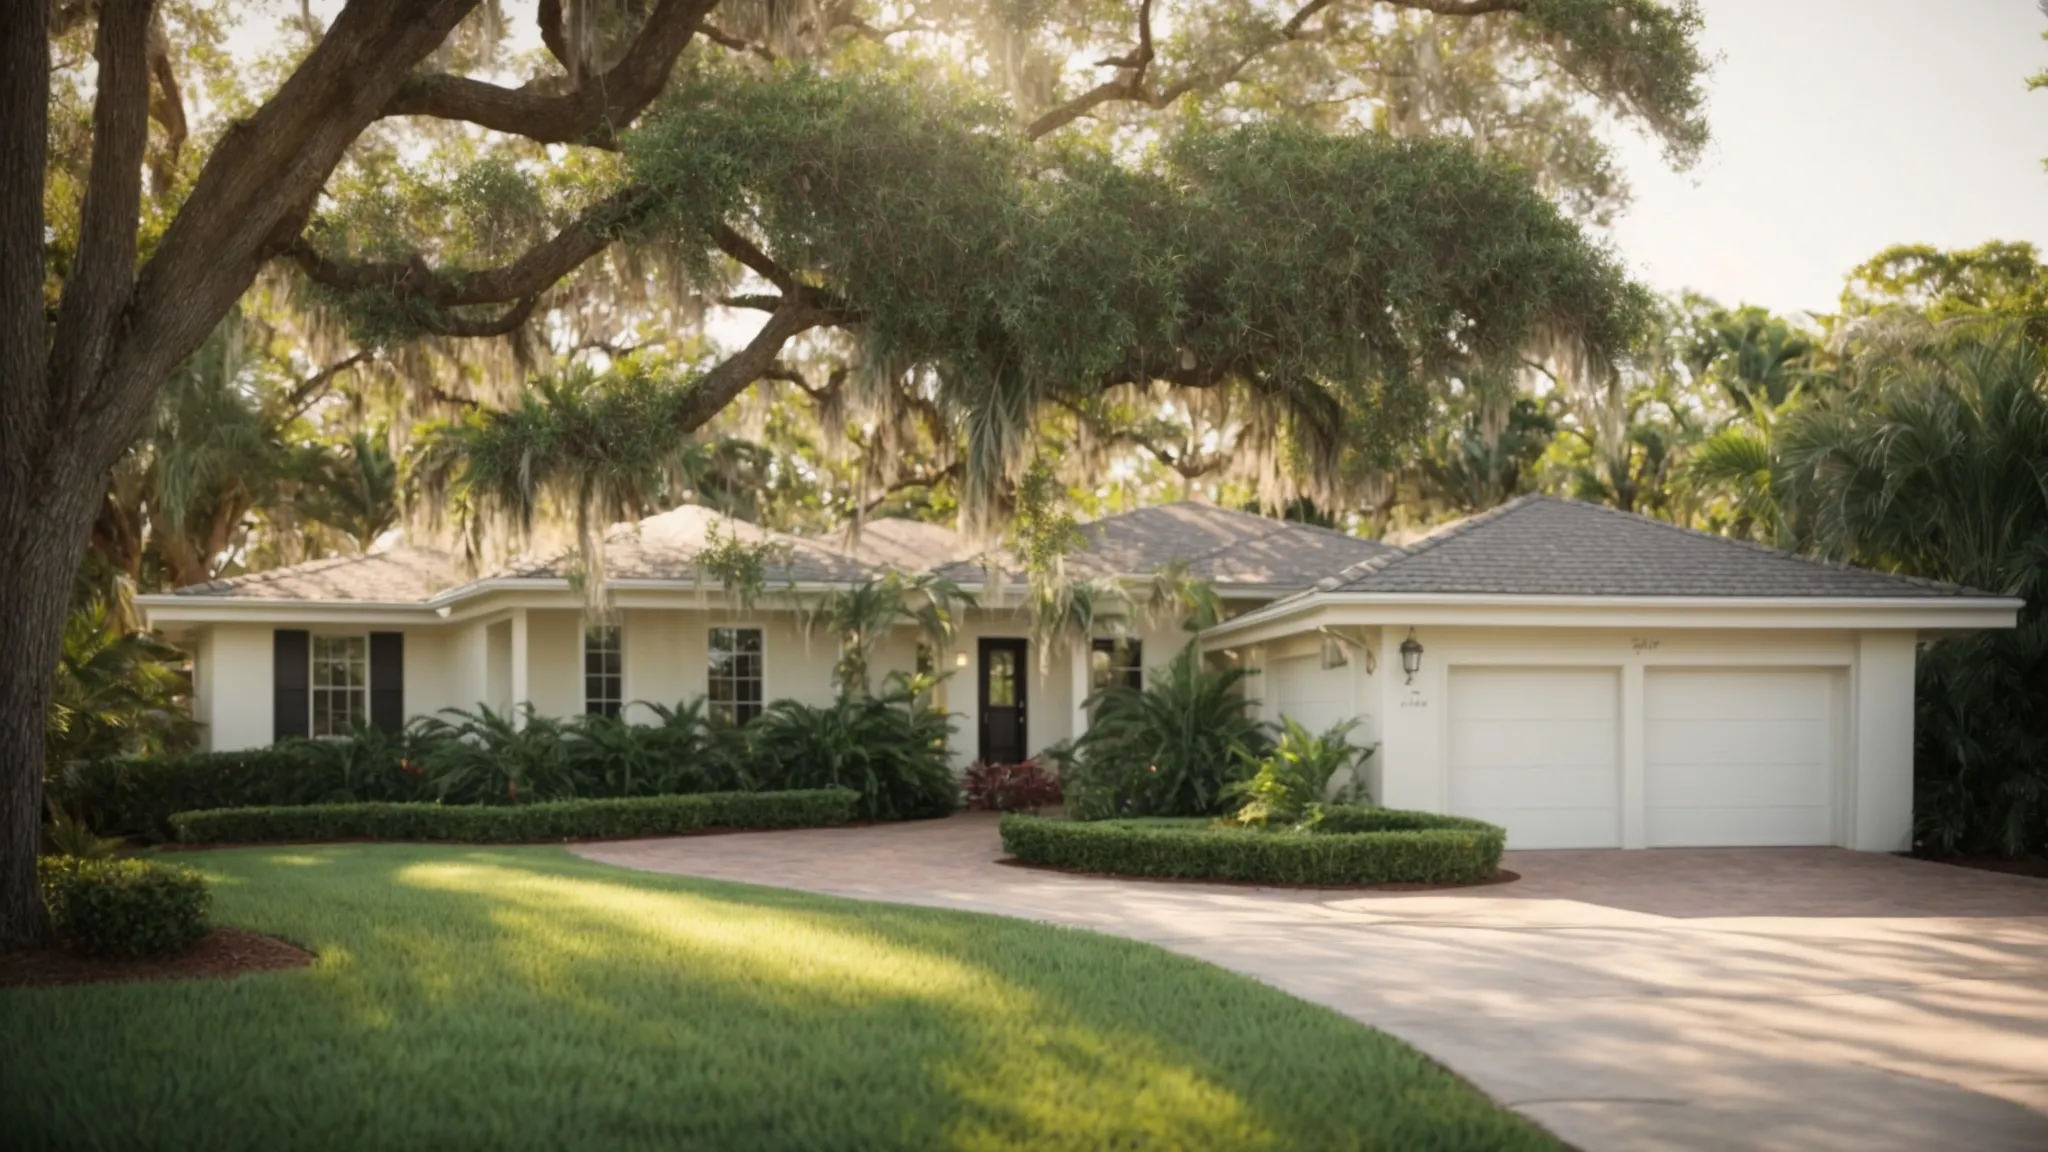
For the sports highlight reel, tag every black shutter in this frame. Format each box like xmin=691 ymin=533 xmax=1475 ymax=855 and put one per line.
xmin=274 ymin=630 xmax=310 ymax=742
xmin=369 ymin=632 xmax=405 ymax=734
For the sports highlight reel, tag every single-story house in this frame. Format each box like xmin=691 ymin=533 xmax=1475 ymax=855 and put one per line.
xmin=136 ymin=501 xmax=1389 ymax=775
xmin=137 ymin=496 xmax=2020 ymax=852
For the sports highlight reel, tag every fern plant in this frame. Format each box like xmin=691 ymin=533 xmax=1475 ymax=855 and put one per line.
xmin=746 ymin=677 xmax=957 ymax=819
xmin=1225 ymin=718 xmax=1374 ymax=828
xmin=43 ymin=803 xmax=125 ymax=859
xmin=415 ymin=706 xmax=587 ymax=805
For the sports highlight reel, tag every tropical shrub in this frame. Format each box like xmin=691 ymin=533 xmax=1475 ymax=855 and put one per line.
xmin=568 ymin=699 xmax=755 ymax=796
xmin=42 ymin=804 xmax=124 ymax=859
xmin=278 ymin=722 xmax=440 ymax=806
xmin=38 ymin=855 xmax=212 ymax=958
xmin=46 ymin=599 xmax=200 ymax=769
xmin=962 ymin=758 xmax=1063 ymax=812
xmin=413 ymin=706 xmax=587 ymax=805
xmin=747 ymin=679 xmax=957 ymax=819
xmin=1225 ymin=718 xmax=1374 ymax=827
xmin=64 ymin=689 xmax=955 ymax=835
xmin=1060 ymin=643 xmax=1270 ymax=820
xmin=170 ymin=789 xmax=857 ymax=845
xmin=999 ymin=810 xmax=1505 ymax=885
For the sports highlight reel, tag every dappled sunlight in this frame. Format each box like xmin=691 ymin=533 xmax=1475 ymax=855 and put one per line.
xmin=391 ymin=855 xmax=1286 ymax=1148
xmin=938 ymin=1019 xmax=1279 ymax=1152
xmin=396 ymin=858 xmax=1001 ymax=1005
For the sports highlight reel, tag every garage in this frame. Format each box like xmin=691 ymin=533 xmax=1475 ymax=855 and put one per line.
xmin=1197 ymin=495 xmax=2022 ymax=853
xmin=1645 ymin=668 xmax=1837 ymax=846
xmin=1447 ymin=666 xmax=1620 ymax=849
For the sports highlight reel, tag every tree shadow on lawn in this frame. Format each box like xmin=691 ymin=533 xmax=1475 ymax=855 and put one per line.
xmin=0 ymin=843 xmax=1558 ymax=1152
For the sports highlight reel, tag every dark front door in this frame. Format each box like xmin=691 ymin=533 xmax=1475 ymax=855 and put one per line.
xmin=978 ymin=638 xmax=1028 ymax=765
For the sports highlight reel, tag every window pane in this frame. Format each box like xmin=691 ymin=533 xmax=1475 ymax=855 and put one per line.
xmin=987 ymin=650 xmax=1016 ymax=707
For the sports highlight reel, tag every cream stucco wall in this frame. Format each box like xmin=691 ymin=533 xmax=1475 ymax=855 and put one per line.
xmin=617 ymin=608 xmax=840 ymax=722
xmin=1853 ymin=631 xmax=1918 ymax=852
xmin=525 ymin=609 xmax=585 ymax=720
xmin=201 ymin=623 xmax=273 ymax=752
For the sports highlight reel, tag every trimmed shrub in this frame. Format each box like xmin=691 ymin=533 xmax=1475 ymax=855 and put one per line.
xmin=169 ymin=789 xmax=858 ymax=845
xmin=999 ymin=808 xmax=1506 ymax=886
xmin=52 ymin=746 xmax=324 ymax=842
xmin=962 ymin=758 xmax=1062 ymax=812
xmin=38 ymin=856 xmax=212 ymax=958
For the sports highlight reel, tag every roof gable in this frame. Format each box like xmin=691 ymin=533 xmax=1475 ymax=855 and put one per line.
xmin=1323 ymin=495 xmax=1976 ymax=599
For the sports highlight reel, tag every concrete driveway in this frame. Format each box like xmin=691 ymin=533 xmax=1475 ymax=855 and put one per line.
xmin=575 ymin=814 xmax=2048 ymax=1152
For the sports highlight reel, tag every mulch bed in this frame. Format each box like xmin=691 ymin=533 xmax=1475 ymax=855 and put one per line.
xmin=0 ymin=928 xmax=315 ymax=990
xmin=1913 ymin=853 xmax=2048 ymax=879
xmin=995 ymin=857 xmax=1521 ymax=892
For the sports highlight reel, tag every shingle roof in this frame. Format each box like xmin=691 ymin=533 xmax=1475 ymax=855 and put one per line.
xmin=511 ymin=505 xmax=879 ymax=585
xmin=934 ymin=502 xmax=1395 ymax=590
xmin=1318 ymin=495 xmax=1980 ymax=599
xmin=169 ymin=546 xmax=466 ymax=602
xmin=831 ymin=518 xmax=969 ymax=573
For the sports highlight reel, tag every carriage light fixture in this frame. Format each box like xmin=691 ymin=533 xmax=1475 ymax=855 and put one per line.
xmin=1399 ymin=630 xmax=1424 ymax=684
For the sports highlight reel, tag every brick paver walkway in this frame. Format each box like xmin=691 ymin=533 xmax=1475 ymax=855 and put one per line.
xmin=576 ymin=813 xmax=2048 ymax=1152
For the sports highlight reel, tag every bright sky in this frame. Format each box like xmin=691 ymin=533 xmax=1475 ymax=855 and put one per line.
xmin=1605 ymin=0 xmax=2048 ymax=317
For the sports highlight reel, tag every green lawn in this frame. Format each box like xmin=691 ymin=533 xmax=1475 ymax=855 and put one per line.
xmin=0 ymin=844 xmax=1557 ymax=1151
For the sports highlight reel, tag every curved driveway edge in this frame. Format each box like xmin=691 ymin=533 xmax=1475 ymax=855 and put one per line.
xmin=575 ymin=813 xmax=2048 ymax=1152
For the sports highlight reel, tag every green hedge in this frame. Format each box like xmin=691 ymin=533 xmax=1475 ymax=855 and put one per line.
xmin=39 ymin=856 xmax=212 ymax=958
xmin=53 ymin=748 xmax=325 ymax=842
xmin=999 ymin=808 xmax=1506 ymax=885
xmin=169 ymin=789 xmax=859 ymax=845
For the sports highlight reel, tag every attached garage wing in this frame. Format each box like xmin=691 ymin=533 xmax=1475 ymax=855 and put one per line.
xmin=1448 ymin=667 xmax=1621 ymax=849
xmin=1645 ymin=668 xmax=1837 ymax=847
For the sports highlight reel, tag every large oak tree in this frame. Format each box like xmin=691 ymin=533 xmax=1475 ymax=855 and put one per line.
xmin=1 ymin=0 xmax=1708 ymax=947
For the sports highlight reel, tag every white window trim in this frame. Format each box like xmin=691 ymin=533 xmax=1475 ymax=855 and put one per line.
xmin=585 ymin=622 xmax=624 ymax=718
xmin=707 ymin=626 xmax=766 ymax=726
xmin=310 ymin=633 xmax=369 ymax=738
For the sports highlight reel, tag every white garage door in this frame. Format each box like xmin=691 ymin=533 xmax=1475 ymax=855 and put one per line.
xmin=1448 ymin=667 xmax=1620 ymax=849
xmin=1646 ymin=669 xmax=1835 ymax=847
xmin=1266 ymin=654 xmax=1353 ymax=736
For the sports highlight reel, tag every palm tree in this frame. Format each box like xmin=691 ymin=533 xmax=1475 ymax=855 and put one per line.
xmin=46 ymin=598 xmax=199 ymax=770
xmin=1779 ymin=316 xmax=2048 ymax=855
xmin=299 ymin=429 xmax=403 ymax=552
xmin=804 ymin=573 xmax=974 ymax=696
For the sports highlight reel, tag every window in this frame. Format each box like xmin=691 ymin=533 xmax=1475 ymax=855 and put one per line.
xmin=986 ymin=646 xmax=1018 ymax=706
xmin=708 ymin=627 xmax=764 ymax=726
xmin=310 ymin=634 xmax=367 ymax=737
xmin=1090 ymin=638 xmax=1143 ymax=693
xmin=585 ymin=624 xmax=623 ymax=717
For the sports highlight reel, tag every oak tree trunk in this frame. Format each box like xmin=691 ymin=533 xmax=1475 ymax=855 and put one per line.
xmin=0 ymin=472 xmax=107 ymax=949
